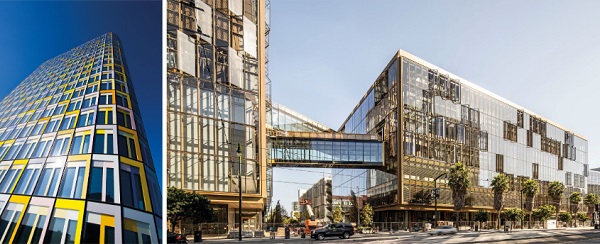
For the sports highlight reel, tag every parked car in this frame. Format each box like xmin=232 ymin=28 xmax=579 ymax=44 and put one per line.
xmin=427 ymin=225 xmax=457 ymax=236
xmin=167 ymin=232 xmax=188 ymax=243
xmin=311 ymin=223 xmax=354 ymax=240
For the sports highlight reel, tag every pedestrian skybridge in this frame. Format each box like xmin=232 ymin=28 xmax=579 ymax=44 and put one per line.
xmin=268 ymin=131 xmax=384 ymax=168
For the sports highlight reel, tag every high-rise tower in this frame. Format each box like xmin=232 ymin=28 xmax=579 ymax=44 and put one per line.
xmin=0 ymin=33 xmax=162 ymax=243
xmin=166 ymin=0 xmax=268 ymax=234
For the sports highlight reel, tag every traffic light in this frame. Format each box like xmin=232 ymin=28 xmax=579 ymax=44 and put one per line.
xmin=595 ymin=203 xmax=599 ymax=212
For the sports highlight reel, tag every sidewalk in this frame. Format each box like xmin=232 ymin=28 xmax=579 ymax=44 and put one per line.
xmin=192 ymin=227 xmax=596 ymax=243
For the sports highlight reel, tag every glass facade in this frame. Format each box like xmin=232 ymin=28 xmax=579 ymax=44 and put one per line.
xmin=0 ymin=33 xmax=161 ymax=243
xmin=334 ymin=50 xmax=588 ymax=222
xmin=166 ymin=0 xmax=268 ymax=232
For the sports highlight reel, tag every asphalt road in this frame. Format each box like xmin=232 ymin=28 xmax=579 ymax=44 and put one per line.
xmin=197 ymin=228 xmax=600 ymax=243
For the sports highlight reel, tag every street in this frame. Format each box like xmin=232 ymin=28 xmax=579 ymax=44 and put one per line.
xmin=196 ymin=228 xmax=600 ymax=243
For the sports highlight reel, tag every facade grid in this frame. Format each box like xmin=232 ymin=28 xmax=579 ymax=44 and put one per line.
xmin=333 ymin=50 xmax=588 ymax=223
xmin=0 ymin=33 xmax=162 ymax=243
xmin=166 ymin=0 xmax=268 ymax=235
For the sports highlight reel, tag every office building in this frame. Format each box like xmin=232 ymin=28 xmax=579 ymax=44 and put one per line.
xmin=333 ymin=50 xmax=588 ymax=223
xmin=166 ymin=0 xmax=269 ymax=234
xmin=0 ymin=33 xmax=162 ymax=243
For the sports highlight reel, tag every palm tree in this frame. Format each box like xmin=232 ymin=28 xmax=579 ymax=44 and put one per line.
xmin=448 ymin=162 xmax=471 ymax=231
xmin=522 ymin=179 xmax=538 ymax=228
xmin=548 ymin=181 xmax=565 ymax=219
xmin=491 ymin=173 xmax=510 ymax=229
xmin=570 ymin=192 xmax=582 ymax=227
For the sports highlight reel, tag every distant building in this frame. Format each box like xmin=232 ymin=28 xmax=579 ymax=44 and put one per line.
xmin=299 ymin=177 xmax=332 ymax=222
xmin=588 ymin=168 xmax=600 ymax=196
xmin=291 ymin=201 xmax=300 ymax=218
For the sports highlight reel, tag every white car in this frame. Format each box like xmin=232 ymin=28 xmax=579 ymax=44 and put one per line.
xmin=427 ymin=225 xmax=458 ymax=235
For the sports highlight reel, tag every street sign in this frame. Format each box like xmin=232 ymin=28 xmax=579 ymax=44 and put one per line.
xmin=431 ymin=188 xmax=440 ymax=198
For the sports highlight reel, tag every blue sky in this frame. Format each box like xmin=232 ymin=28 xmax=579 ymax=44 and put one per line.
xmin=269 ymin=0 xmax=600 ymax=213
xmin=0 ymin=1 xmax=162 ymax=184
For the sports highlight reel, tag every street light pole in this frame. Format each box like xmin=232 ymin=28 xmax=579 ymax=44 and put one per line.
xmin=434 ymin=173 xmax=447 ymax=228
xmin=237 ymin=144 xmax=242 ymax=241
xmin=357 ymin=186 xmax=360 ymax=229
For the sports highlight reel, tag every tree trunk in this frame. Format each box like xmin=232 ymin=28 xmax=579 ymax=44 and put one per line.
xmin=456 ymin=210 xmax=460 ymax=232
xmin=529 ymin=213 xmax=532 ymax=229
xmin=497 ymin=210 xmax=501 ymax=229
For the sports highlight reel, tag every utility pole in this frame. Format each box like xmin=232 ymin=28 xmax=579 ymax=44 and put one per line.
xmin=433 ymin=173 xmax=447 ymax=227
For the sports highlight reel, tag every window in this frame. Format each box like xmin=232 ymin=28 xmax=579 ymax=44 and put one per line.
xmin=18 ymin=124 xmax=34 ymax=138
xmin=33 ymin=161 xmax=64 ymax=197
xmin=66 ymin=100 xmax=82 ymax=112
xmin=116 ymin=81 xmax=127 ymax=93
xmin=85 ymin=84 xmax=98 ymax=94
xmin=99 ymin=93 xmax=113 ymax=105
xmin=73 ymin=88 xmax=85 ymax=98
xmin=43 ymin=208 xmax=79 ymax=244
xmin=13 ymin=162 xmax=43 ymax=195
xmin=88 ymin=161 xmax=116 ymax=203
xmin=123 ymin=218 xmax=152 ymax=243
xmin=31 ymin=110 xmax=42 ymax=121
xmin=526 ymin=130 xmax=533 ymax=147
xmin=93 ymin=130 xmax=114 ymax=154
xmin=517 ymin=110 xmax=524 ymax=128
xmin=118 ymin=132 xmax=138 ymax=159
xmin=495 ymin=154 xmax=504 ymax=173
xmin=59 ymin=115 xmax=77 ymax=131
xmin=57 ymin=161 xmax=87 ymax=198
xmin=558 ymin=156 xmax=563 ymax=171
xmin=60 ymin=92 xmax=72 ymax=102
xmin=70 ymin=132 xmax=91 ymax=155
xmin=49 ymin=135 xmax=71 ymax=156
xmin=82 ymin=96 xmax=97 ymax=109
xmin=503 ymin=121 xmax=517 ymax=142
xmin=97 ymin=109 xmax=113 ymax=125
xmin=83 ymin=212 xmax=116 ymax=243
xmin=77 ymin=111 xmax=95 ymax=128
xmin=0 ymin=143 xmax=11 ymax=159
xmin=13 ymin=205 xmax=49 ymax=243
xmin=479 ymin=131 xmax=488 ymax=151
xmin=16 ymin=139 xmax=39 ymax=159
xmin=49 ymin=96 xmax=60 ymax=105
xmin=43 ymin=118 xmax=62 ymax=134
xmin=30 ymin=121 xmax=47 ymax=136
xmin=3 ymin=142 xmax=24 ymax=161
xmin=0 ymin=129 xmax=12 ymax=141
xmin=566 ymin=172 xmax=572 ymax=186
xmin=0 ymin=202 xmax=25 ymax=243
xmin=533 ymin=163 xmax=539 ymax=179
xmin=117 ymin=110 xmax=132 ymax=128
xmin=53 ymin=104 xmax=66 ymax=115
xmin=31 ymin=137 xmax=53 ymax=158
xmin=0 ymin=163 xmax=24 ymax=193
xmin=41 ymin=107 xmax=55 ymax=118
xmin=120 ymin=164 xmax=145 ymax=209
xmin=116 ymin=93 xmax=129 ymax=108
xmin=7 ymin=127 xmax=23 ymax=140
xmin=100 ymin=81 xmax=113 ymax=90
